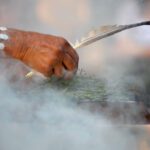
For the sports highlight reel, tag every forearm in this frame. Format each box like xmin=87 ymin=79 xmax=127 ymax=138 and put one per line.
xmin=0 ymin=27 xmax=79 ymax=78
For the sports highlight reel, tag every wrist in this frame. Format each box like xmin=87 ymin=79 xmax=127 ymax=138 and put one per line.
xmin=0 ymin=27 xmax=27 ymax=60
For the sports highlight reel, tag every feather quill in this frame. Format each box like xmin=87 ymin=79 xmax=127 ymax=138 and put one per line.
xmin=26 ymin=21 xmax=150 ymax=78
xmin=73 ymin=21 xmax=150 ymax=49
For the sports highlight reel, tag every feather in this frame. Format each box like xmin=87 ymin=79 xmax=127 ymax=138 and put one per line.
xmin=73 ymin=21 xmax=150 ymax=49
xmin=25 ymin=71 xmax=35 ymax=78
xmin=26 ymin=21 xmax=150 ymax=78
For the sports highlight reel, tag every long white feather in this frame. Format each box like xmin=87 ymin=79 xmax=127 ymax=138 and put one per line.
xmin=24 ymin=21 xmax=150 ymax=78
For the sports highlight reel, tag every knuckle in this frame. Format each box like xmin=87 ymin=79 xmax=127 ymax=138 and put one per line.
xmin=59 ymin=37 xmax=68 ymax=45
xmin=58 ymin=37 xmax=69 ymax=50
xmin=42 ymin=65 xmax=53 ymax=77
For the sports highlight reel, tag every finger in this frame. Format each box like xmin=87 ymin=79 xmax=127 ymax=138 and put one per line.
xmin=42 ymin=67 xmax=54 ymax=77
xmin=62 ymin=68 xmax=77 ymax=80
xmin=63 ymin=54 xmax=76 ymax=71
xmin=65 ymin=46 xmax=79 ymax=64
xmin=54 ymin=64 xmax=63 ymax=78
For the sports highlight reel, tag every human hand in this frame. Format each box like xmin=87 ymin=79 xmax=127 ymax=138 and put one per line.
xmin=0 ymin=27 xmax=79 ymax=79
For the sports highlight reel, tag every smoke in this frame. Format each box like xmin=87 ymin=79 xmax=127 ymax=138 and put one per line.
xmin=0 ymin=67 xmax=140 ymax=150
xmin=0 ymin=0 xmax=150 ymax=149
xmin=0 ymin=55 xmax=148 ymax=150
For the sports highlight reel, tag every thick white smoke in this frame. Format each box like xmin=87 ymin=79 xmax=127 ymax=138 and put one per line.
xmin=0 ymin=0 xmax=150 ymax=149
xmin=0 ymin=58 xmax=149 ymax=150
xmin=0 ymin=73 xmax=139 ymax=150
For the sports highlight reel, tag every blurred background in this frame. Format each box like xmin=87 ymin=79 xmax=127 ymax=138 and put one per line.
xmin=0 ymin=0 xmax=150 ymax=150
xmin=1 ymin=0 xmax=150 ymax=74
